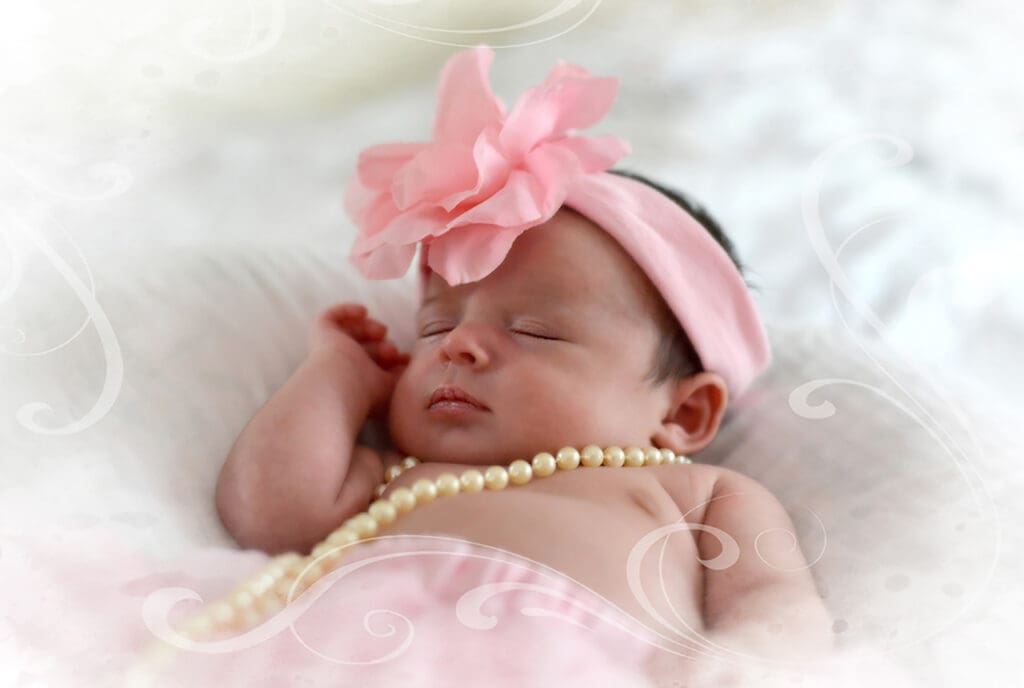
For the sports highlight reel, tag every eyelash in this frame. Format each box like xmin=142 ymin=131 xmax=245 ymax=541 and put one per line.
xmin=418 ymin=326 xmax=559 ymax=341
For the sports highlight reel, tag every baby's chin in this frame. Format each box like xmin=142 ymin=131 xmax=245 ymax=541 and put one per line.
xmin=392 ymin=426 xmax=540 ymax=466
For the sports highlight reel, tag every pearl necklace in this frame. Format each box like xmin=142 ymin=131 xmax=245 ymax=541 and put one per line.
xmin=178 ymin=444 xmax=691 ymax=640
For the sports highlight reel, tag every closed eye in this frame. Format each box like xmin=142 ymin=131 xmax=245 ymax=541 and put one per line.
xmin=417 ymin=327 xmax=559 ymax=341
xmin=512 ymin=329 xmax=560 ymax=341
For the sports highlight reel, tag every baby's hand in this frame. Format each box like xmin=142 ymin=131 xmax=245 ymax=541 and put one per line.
xmin=307 ymin=303 xmax=410 ymax=419
xmin=307 ymin=303 xmax=404 ymax=363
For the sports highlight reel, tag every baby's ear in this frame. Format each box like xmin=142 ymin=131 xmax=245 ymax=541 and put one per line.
xmin=650 ymin=372 xmax=729 ymax=455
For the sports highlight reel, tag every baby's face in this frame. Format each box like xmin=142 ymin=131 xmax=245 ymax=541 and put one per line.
xmin=387 ymin=208 xmax=677 ymax=465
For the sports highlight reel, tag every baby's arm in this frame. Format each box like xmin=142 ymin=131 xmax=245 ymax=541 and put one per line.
xmin=215 ymin=304 xmax=406 ymax=555
xmin=697 ymin=467 xmax=834 ymax=660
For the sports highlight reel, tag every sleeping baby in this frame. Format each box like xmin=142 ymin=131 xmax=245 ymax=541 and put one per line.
xmin=212 ymin=46 xmax=833 ymax=678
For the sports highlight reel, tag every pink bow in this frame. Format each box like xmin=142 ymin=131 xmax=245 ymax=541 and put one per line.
xmin=344 ymin=45 xmax=632 ymax=285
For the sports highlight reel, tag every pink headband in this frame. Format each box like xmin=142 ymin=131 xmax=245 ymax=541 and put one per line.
xmin=344 ymin=45 xmax=770 ymax=399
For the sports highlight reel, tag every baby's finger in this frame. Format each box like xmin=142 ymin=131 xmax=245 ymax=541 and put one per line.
xmin=362 ymin=319 xmax=387 ymax=339
xmin=327 ymin=303 xmax=366 ymax=319
xmin=376 ymin=346 xmax=410 ymax=369
xmin=362 ymin=339 xmax=392 ymax=360
xmin=346 ymin=320 xmax=387 ymax=342
xmin=340 ymin=303 xmax=366 ymax=316
xmin=320 ymin=304 xmax=366 ymax=328
xmin=382 ymin=356 xmax=410 ymax=371
xmin=367 ymin=341 xmax=407 ymax=367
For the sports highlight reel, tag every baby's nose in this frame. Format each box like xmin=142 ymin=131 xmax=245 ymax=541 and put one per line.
xmin=438 ymin=324 xmax=490 ymax=367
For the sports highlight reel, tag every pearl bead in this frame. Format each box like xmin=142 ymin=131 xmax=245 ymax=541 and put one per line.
xmin=384 ymin=465 xmax=403 ymax=483
xmin=581 ymin=445 xmax=604 ymax=467
xmin=250 ymin=572 xmax=276 ymax=595
xmin=210 ymin=601 xmax=235 ymax=626
xmin=484 ymin=466 xmax=509 ymax=490
xmin=531 ymin=452 xmax=556 ymax=477
xmin=268 ymin=560 xmax=291 ymax=575
xmin=272 ymin=577 xmax=297 ymax=602
xmin=230 ymin=589 xmax=255 ymax=611
xmin=373 ymin=483 xmax=386 ymax=498
xmin=311 ymin=541 xmax=344 ymax=568
xmin=256 ymin=593 xmax=283 ymax=616
xmin=459 ymin=469 xmax=485 ymax=492
xmin=388 ymin=487 xmax=417 ymax=513
xmin=435 ymin=473 xmax=461 ymax=497
xmin=267 ymin=553 xmax=301 ymax=577
xmin=660 ymin=448 xmax=676 ymax=465
xmin=412 ymin=479 xmax=438 ymax=503
xmin=368 ymin=499 xmax=398 ymax=526
xmin=643 ymin=446 xmax=662 ymax=466
xmin=508 ymin=459 xmax=532 ymax=485
xmin=603 ymin=446 xmax=625 ymax=467
xmin=284 ymin=559 xmax=308 ymax=579
xmin=348 ymin=513 xmax=379 ymax=539
xmin=624 ymin=446 xmax=645 ymax=467
xmin=401 ymin=456 xmax=419 ymax=470
xmin=239 ymin=605 xmax=263 ymax=629
xmin=274 ymin=552 xmax=302 ymax=565
xmin=181 ymin=613 xmax=213 ymax=639
xmin=265 ymin=564 xmax=286 ymax=579
xmin=326 ymin=527 xmax=359 ymax=548
xmin=296 ymin=562 xmax=324 ymax=590
xmin=556 ymin=447 xmax=580 ymax=470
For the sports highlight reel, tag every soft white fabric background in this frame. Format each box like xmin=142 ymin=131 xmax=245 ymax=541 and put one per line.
xmin=1 ymin=0 xmax=1021 ymax=685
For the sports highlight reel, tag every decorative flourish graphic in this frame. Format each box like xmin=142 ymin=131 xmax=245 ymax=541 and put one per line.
xmin=792 ymin=132 xmax=1002 ymax=651
xmin=143 ymin=542 xmax=419 ymax=661
xmin=625 ymin=518 xmax=741 ymax=661
xmin=133 ymin=534 xmax=715 ymax=679
xmin=322 ymin=0 xmax=603 ymax=48
xmin=181 ymin=0 xmax=286 ymax=62
xmin=142 ymin=536 xmax=663 ymax=658
xmin=0 ymin=152 xmax=129 ymax=435
xmin=754 ymin=506 xmax=827 ymax=572
xmin=2 ymin=157 xmax=133 ymax=202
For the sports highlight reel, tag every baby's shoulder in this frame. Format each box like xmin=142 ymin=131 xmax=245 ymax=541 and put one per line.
xmin=651 ymin=462 xmax=749 ymax=523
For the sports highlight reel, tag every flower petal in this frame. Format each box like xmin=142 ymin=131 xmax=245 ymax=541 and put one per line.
xmin=352 ymin=203 xmax=453 ymax=255
xmin=499 ymin=59 xmax=620 ymax=160
xmin=391 ymin=142 xmax=477 ymax=211
xmin=428 ymin=145 xmax=583 ymax=285
xmin=344 ymin=183 xmax=402 ymax=244
xmin=425 ymin=222 xmax=533 ymax=286
xmin=356 ymin=142 xmax=430 ymax=189
xmin=349 ymin=240 xmax=418 ymax=280
xmin=433 ymin=44 xmax=507 ymax=147
xmin=446 ymin=169 xmax=545 ymax=230
xmin=436 ymin=125 xmax=510 ymax=212
xmin=547 ymin=134 xmax=631 ymax=174
xmin=344 ymin=173 xmax=390 ymax=231
xmin=521 ymin=142 xmax=579 ymax=216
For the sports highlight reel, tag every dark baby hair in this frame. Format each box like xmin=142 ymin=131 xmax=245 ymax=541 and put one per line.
xmin=606 ymin=168 xmax=752 ymax=387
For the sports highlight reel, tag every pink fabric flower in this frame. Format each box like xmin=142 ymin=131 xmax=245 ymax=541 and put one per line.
xmin=344 ymin=44 xmax=632 ymax=286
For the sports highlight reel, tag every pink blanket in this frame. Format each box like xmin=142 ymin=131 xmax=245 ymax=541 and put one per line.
xmin=3 ymin=530 xmax=915 ymax=687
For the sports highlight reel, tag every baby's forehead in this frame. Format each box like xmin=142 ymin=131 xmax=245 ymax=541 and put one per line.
xmin=422 ymin=257 xmax=659 ymax=325
xmin=422 ymin=209 xmax=663 ymax=319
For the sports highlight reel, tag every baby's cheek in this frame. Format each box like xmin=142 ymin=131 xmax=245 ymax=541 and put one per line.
xmin=391 ymin=373 xmax=417 ymax=414
xmin=510 ymin=388 xmax=581 ymax=435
